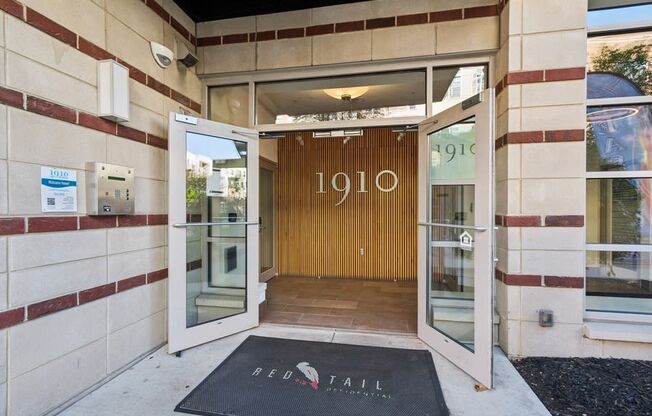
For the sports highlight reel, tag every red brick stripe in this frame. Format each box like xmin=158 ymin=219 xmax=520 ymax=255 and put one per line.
xmin=117 ymin=215 xmax=148 ymax=227
xmin=0 ymin=86 xmax=25 ymax=108
xmin=223 ymin=33 xmax=248 ymax=44
xmin=0 ymin=265 xmax=172 ymax=330
xmin=498 ymin=67 xmax=586 ymax=94
xmin=141 ymin=0 xmax=195 ymax=45
xmin=117 ymin=125 xmax=147 ymax=143
xmin=429 ymin=9 xmax=463 ymax=22
xmin=0 ymin=0 xmax=23 ymax=19
xmin=545 ymin=67 xmax=586 ymax=82
xmin=27 ymin=293 xmax=78 ymax=319
xmin=147 ymin=214 xmax=168 ymax=225
xmin=79 ymin=112 xmax=117 ymax=134
xmin=78 ymin=37 xmax=115 ymax=60
xmin=28 ymin=216 xmax=78 ymax=233
xmin=195 ymin=5 xmax=500 ymax=46
xmin=464 ymin=5 xmax=498 ymax=19
xmin=545 ymin=130 xmax=585 ymax=142
xmin=7 ymin=0 xmax=201 ymax=113
xmin=277 ymin=27 xmax=305 ymax=39
xmin=147 ymin=134 xmax=168 ymax=150
xmin=0 ymin=214 xmax=167 ymax=236
xmin=27 ymin=96 xmax=76 ymax=123
xmin=79 ymin=283 xmax=116 ymax=304
xmin=117 ymin=274 xmax=147 ymax=292
xmin=495 ymin=129 xmax=585 ymax=149
xmin=365 ymin=17 xmax=395 ymax=29
xmin=496 ymin=215 xmax=584 ymax=227
xmin=496 ymin=270 xmax=583 ymax=288
xmin=0 ymin=217 xmax=25 ymax=235
xmin=197 ymin=36 xmax=221 ymax=46
xmin=0 ymin=84 xmax=168 ymax=151
xmin=495 ymin=270 xmax=541 ymax=286
xmin=25 ymin=7 xmax=77 ymax=47
xmin=397 ymin=13 xmax=428 ymax=26
xmin=79 ymin=216 xmax=117 ymax=230
xmin=0 ymin=307 xmax=25 ymax=329
xmin=544 ymin=215 xmax=584 ymax=227
xmin=544 ymin=276 xmax=584 ymax=288
xmin=335 ymin=20 xmax=364 ymax=33
xmin=306 ymin=24 xmax=334 ymax=36
xmin=144 ymin=0 xmax=169 ymax=22
xmin=147 ymin=268 xmax=168 ymax=283
xmin=170 ymin=16 xmax=190 ymax=40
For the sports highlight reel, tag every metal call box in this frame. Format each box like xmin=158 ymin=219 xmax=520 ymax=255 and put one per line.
xmin=86 ymin=162 xmax=135 ymax=215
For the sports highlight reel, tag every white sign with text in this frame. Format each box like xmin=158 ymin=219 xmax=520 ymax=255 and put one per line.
xmin=41 ymin=166 xmax=77 ymax=213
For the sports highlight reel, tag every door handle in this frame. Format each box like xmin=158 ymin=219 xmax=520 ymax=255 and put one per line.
xmin=418 ymin=222 xmax=488 ymax=232
xmin=172 ymin=222 xmax=259 ymax=228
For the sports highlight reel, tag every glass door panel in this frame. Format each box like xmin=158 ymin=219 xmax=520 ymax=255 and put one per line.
xmin=169 ymin=114 xmax=259 ymax=353
xmin=418 ymin=91 xmax=494 ymax=389
xmin=186 ymin=133 xmax=249 ymax=327
xmin=429 ymin=119 xmax=477 ymax=351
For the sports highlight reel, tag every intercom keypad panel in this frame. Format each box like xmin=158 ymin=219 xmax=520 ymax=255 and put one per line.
xmin=87 ymin=162 xmax=135 ymax=215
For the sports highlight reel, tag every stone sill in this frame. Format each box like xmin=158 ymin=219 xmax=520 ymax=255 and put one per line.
xmin=583 ymin=321 xmax=652 ymax=343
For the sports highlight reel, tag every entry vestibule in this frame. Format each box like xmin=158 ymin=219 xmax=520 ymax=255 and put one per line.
xmin=261 ymin=126 xmax=419 ymax=333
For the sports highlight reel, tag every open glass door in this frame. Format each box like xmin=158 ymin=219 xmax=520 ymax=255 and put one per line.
xmin=417 ymin=91 xmax=494 ymax=388
xmin=168 ymin=113 xmax=259 ymax=353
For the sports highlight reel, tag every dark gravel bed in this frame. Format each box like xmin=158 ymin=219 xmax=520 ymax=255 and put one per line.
xmin=512 ymin=357 xmax=652 ymax=416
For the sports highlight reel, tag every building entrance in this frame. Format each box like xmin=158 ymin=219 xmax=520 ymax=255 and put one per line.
xmin=261 ymin=126 xmax=419 ymax=333
xmin=167 ymin=88 xmax=495 ymax=388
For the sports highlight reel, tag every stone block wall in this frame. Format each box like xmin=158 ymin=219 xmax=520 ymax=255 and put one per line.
xmin=0 ymin=0 xmax=202 ymax=414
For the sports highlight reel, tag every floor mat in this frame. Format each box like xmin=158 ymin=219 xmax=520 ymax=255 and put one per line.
xmin=175 ymin=335 xmax=448 ymax=416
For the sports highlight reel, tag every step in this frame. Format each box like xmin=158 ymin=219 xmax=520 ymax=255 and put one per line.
xmin=195 ymin=294 xmax=245 ymax=309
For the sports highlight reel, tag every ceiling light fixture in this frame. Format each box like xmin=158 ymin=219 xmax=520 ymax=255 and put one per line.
xmin=323 ymin=86 xmax=369 ymax=101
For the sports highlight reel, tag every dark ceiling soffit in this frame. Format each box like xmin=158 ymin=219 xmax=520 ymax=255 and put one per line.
xmin=173 ymin=0 xmax=371 ymax=22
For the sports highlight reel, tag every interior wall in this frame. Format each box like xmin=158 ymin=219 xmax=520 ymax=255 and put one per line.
xmin=277 ymin=127 xmax=417 ymax=280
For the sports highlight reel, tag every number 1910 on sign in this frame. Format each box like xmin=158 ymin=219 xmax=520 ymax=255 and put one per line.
xmin=316 ymin=170 xmax=398 ymax=206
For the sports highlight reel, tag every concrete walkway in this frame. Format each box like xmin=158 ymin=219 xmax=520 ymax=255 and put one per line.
xmin=56 ymin=324 xmax=551 ymax=416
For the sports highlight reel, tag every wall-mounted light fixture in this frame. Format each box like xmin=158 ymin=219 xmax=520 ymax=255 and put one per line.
xmin=98 ymin=60 xmax=130 ymax=122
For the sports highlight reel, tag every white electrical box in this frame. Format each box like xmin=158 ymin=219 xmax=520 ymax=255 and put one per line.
xmin=98 ymin=60 xmax=130 ymax=122
xmin=86 ymin=162 xmax=135 ymax=215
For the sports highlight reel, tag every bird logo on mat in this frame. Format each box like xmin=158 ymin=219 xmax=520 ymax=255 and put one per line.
xmin=296 ymin=362 xmax=319 ymax=390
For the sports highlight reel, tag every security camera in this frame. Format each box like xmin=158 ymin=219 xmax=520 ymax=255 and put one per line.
xmin=150 ymin=41 xmax=174 ymax=68
xmin=176 ymin=41 xmax=199 ymax=68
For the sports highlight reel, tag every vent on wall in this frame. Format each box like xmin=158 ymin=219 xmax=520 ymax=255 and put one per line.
xmin=313 ymin=129 xmax=363 ymax=138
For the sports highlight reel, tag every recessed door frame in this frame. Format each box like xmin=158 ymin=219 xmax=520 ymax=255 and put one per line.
xmin=260 ymin=157 xmax=278 ymax=282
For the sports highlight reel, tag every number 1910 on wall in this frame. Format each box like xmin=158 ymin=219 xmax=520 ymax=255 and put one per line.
xmin=316 ymin=170 xmax=398 ymax=206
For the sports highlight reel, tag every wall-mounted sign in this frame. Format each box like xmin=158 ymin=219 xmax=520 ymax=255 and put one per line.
xmin=41 ymin=166 xmax=77 ymax=213
xmin=316 ymin=170 xmax=398 ymax=206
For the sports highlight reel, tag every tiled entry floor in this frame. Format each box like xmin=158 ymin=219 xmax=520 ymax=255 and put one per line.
xmin=262 ymin=276 xmax=417 ymax=333
xmin=57 ymin=326 xmax=551 ymax=416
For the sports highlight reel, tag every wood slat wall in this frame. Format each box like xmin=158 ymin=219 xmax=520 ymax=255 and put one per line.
xmin=277 ymin=127 xmax=417 ymax=280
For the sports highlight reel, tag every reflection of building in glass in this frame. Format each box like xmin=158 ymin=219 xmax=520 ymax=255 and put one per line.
xmin=433 ymin=66 xmax=486 ymax=114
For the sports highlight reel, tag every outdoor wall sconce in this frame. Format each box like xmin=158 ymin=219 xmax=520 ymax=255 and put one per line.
xmin=98 ymin=60 xmax=130 ymax=122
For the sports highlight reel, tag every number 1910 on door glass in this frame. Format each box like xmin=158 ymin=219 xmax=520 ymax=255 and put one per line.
xmin=316 ymin=170 xmax=398 ymax=206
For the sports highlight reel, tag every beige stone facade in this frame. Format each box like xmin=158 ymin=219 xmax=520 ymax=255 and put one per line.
xmin=0 ymin=0 xmax=648 ymax=414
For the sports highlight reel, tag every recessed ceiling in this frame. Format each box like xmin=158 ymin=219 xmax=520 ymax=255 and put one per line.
xmin=173 ymin=0 xmax=371 ymax=22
